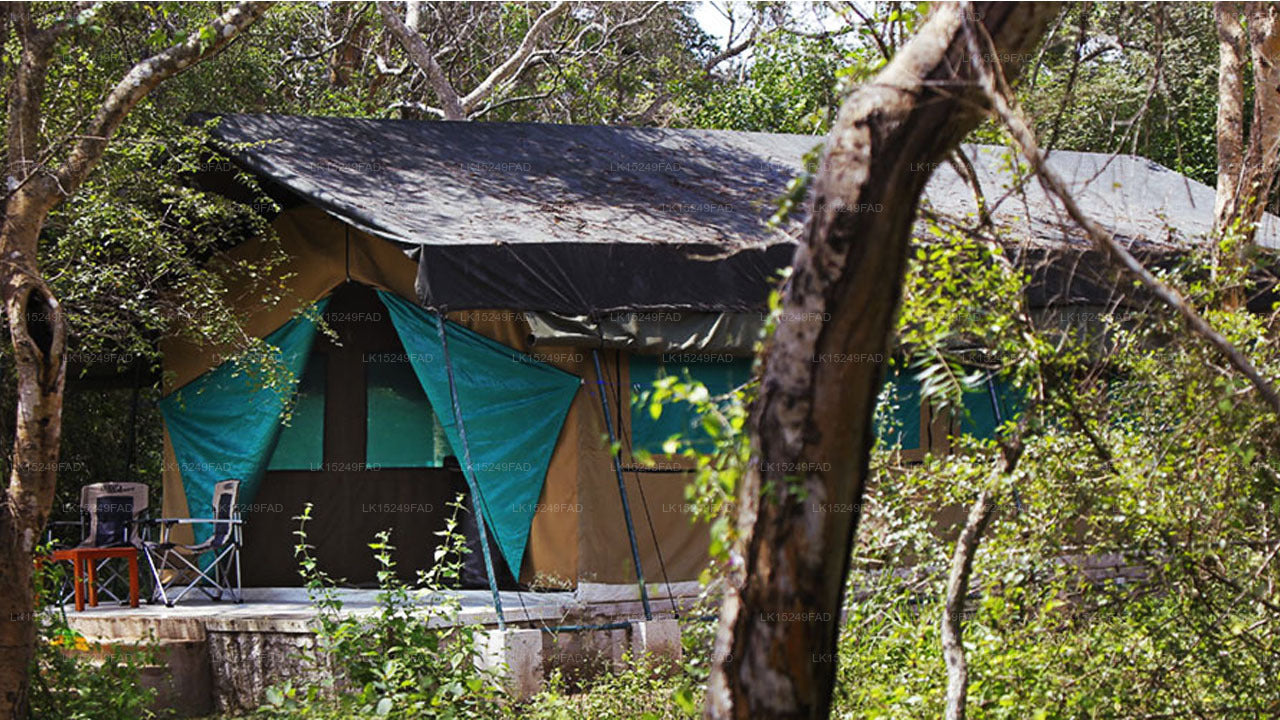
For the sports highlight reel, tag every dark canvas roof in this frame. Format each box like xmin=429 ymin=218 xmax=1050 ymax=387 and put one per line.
xmin=200 ymin=113 xmax=811 ymax=313
xmin=200 ymin=113 xmax=1279 ymax=313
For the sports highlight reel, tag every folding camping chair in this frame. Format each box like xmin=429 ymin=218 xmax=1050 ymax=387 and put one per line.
xmin=47 ymin=482 xmax=149 ymax=610
xmin=143 ymin=479 xmax=244 ymax=606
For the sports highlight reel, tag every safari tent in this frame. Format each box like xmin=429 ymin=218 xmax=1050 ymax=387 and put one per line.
xmin=159 ymin=114 xmax=806 ymax=597
xmin=158 ymin=114 xmax=1274 ymax=597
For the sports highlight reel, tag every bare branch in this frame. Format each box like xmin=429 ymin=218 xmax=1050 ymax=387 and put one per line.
xmin=625 ymin=90 xmax=672 ymax=127
xmin=845 ymin=1 xmax=893 ymax=60
xmin=404 ymin=0 xmax=424 ymax=32
xmin=942 ymin=488 xmax=994 ymax=720
xmin=389 ymin=99 xmax=446 ymax=119
xmin=467 ymin=90 xmax=554 ymax=120
xmin=703 ymin=12 xmax=760 ymax=73
xmin=948 ymin=147 xmax=991 ymax=229
xmin=942 ymin=421 xmax=1027 ymax=720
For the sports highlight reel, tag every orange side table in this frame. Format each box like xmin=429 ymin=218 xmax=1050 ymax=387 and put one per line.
xmin=47 ymin=547 xmax=140 ymax=611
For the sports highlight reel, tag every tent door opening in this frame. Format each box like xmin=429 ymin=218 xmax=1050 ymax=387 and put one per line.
xmin=242 ymin=283 xmax=513 ymax=588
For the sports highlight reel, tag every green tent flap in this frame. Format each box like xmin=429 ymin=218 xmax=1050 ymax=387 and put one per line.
xmin=160 ymin=300 xmax=330 ymax=544
xmin=376 ymin=291 xmax=581 ymax=578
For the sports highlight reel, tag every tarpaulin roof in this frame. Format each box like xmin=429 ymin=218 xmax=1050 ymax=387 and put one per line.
xmin=198 ymin=113 xmax=1280 ymax=313
xmin=198 ymin=113 xmax=809 ymax=314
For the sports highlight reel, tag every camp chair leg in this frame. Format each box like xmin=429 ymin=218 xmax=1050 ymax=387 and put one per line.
xmin=143 ymin=548 xmax=173 ymax=607
xmin=128 ymin=554 xmax=139 ymax=608
xmin=233 ymin=546 xmax=242 ymax=603
xmin=159 ymin=548 xmax=234 ymax=606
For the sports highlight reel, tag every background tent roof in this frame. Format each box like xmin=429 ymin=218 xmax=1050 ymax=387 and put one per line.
xmin=921 ymin=145 xmax=1280 ymax=249
xmin=198 ymin=114 xmax=1280 ymax=313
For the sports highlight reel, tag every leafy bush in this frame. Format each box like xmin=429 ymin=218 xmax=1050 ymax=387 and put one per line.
xmin=511 ymin=662 xmax=701 ymax=720
xmin=254 ymin=500 xmax=505 ymax=719
xmin=29 ymin=549 xmax=159 ymax=720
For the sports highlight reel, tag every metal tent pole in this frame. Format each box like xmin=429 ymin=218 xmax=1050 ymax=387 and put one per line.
xmin=986 ymin=372 xmax=1022 ymax=515
xmin=437 ymin=313 xmax=506 ymax=630
xmin=592 ymin=348 xmax=652 ymax=621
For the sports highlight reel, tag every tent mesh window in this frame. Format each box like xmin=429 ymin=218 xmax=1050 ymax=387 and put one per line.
xmin=875 ymin=365 xmax=922 ymax=452
xmin=957 ymin=375 xmax=1021 ymax=439
xmin=365 ymin=354 xmax=451 ymax=468
xmin=266 ymin=353 xmax=326 ymax=471
xmin=629 ymin=355 xmax=754 ymax=455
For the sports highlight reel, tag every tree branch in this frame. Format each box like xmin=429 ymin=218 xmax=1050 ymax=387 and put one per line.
xmin=377 ymin=1 xmax=465 ymax=120
xmin=51 ymin=2 xmax=273 ymax=197
xmin=942 ymin=488 xmax=995 ymax=720
xmin=460 ymin=1 xmax=569 ymax=115
xmin=942 ymin=421 xmax=1027 ymax=720
xmin=1214 ymin=1 xmax=1245 ymax=228
xmin=703 ymin=9 xmax=760 ymax=74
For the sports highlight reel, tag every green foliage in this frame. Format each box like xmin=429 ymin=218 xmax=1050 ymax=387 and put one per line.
xmin=514 ymin=600 xmax=720 ymax=720
xmin=650 ymin=188 xmax=1280 ymax=717
xmin=511 ymin=662 xmax=702 ymax=720
xmin=1018 ymin=3 xmax=1220 ymax=184
xmin=896 ymin=217 xmax=1047 ymax=415
xmin=838 ymin=224 xmax=1280 ymax=717
xmin=254 ymin=501 xmax=504 ymax=719
xmin=29 ymin=547 xmax=160 ymax=720
xmin=689 ymin=31 xmax=843 ymax=134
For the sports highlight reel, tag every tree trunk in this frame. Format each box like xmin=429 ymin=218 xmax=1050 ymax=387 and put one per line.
xmin=0 ymin=10 xmax=69 ymax=713
xmin=0 ymin=6 xmax=270 ymax=716
xmin=0 ymin=184 xmax=68 ymax=719
xmin=0 ymin=262 xmax=67 ymax=720
xmin=704 ymin=4 xmax=1058 ymax=719
xmin=1215 ymin=2 xmax=1280 ymax=245
xmin=1214 ymin=1 xmax=1246 ymax=228
xmin=941 ymin=490 xmax=995 ymax=720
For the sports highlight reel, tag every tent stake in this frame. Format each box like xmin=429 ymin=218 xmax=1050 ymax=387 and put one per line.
xmin=438 ymin=313 xmax=506 ymax=630
xmin=592 ymin=348 xmax=652 ymax=621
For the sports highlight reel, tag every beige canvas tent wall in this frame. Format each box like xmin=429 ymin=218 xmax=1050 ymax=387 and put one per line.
xmin=160 ymin=113 xmax=1280 ymax=599
xmin=160 ymin=205 xmax=709 ymax=590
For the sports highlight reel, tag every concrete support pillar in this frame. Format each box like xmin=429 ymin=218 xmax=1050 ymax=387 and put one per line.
xmin=477 ymin=628 xmax=544 ymax=701
xmin=629 ymin=619 xmax=682 ymax=665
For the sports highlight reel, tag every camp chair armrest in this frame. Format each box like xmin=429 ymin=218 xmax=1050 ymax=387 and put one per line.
xmin=146 ymin=517 xmax=243 ymax=545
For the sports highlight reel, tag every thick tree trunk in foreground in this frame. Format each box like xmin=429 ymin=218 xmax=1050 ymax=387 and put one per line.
xmin=0 ymin=6 xmax=270 ymax=716
xmin=705 ymin=4 xmax=1058 ymax=719
xmin=0 ymin=206 xmax=66 ymax=720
